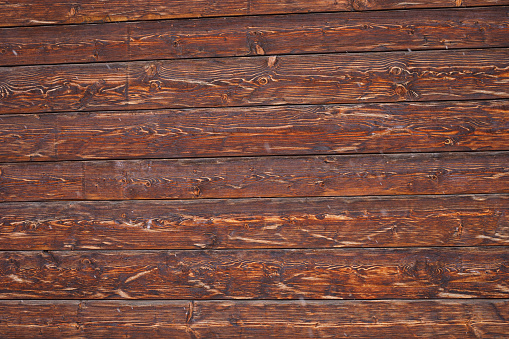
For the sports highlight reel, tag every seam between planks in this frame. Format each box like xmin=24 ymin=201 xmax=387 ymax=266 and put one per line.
xmin=1 ymin=4 xmax=508 ymax=29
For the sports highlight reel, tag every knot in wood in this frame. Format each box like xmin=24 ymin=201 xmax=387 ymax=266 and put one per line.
xmin=255 ymin=44 xmax=265 ymax=55
xmin=267 ymin=56 xmax=277 ymax=68
xmin=394 ymin=84 xmax=408 ymax=97
xmin=390 ymin=66 xmax=403 ymax=76
xmin=258 ymin=76 xmax=269 ymax=85
xmin=69 ymin=4 xmax=81 ymax=17
xmin=221 ymin=93 xmax=229 ymax=104
xmin=145 ymin=64 xmax=158 ymax=78
xmin=192 ymin=186 xmax=201 ymax=197
xmin=149 ymin=80 xmax=162 ymax=91
xmin=350 ymin=0 xmax=368 ymax=11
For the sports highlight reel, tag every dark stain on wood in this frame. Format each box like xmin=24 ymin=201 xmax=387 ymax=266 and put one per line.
xmin=0 ymin=300 xmax=508 ymax=338
xmin=1 ymin=7 xmax=508 ymax=66
xmin=0 ymin=248 xmax=508 ymax=299
xmin=1 ymin=151 xmax=508 ymax=202
xmin=1 ymin=1 xmax=508 ymax=336
xmin=1 ymin=49 xmax=508 ymax=114
xmin=0 ymin=195 xmax=507 ymax=250
xmin=0 ymin=100 xmax=507 ymax=162
xmin=1 ymin=0 xmax=508 ymax=28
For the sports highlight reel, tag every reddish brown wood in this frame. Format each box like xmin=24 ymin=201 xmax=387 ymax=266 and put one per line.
xmin=1 ymin=7 xmax=508 ymax=66
xmin=126 ymin=48 xmax=509 ymax=110
xmin=0 ymin=62 xmax=128 ymax=113
xmin=0 ymin=247 xmax=507 ymax=299
xmin=1 ymin=151 xmax=507 ymax=202
xmin=1 ymin=49 xmax=507 ymax=114
xmin=1 ymin=100 xmax=508 ymax=162
xmin=1 ymin=0 xmax=508 ymax=28
xmin=0 ymin=22 xmax=128 ymax=66
xmin=0 ymin=195 xmax=507 ymax=250
xmin=0 ymin=300 xmax=507 ymax=338
xmin=0 ymin=1 xmax=508 ymax=335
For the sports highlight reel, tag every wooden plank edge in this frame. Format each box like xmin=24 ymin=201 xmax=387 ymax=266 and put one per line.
xmin=1 ymin=0 xmax=509 ymax=28
xmin=0 ymin=299 xmax=508 ymax=338
xmin=1 ymin=100 xmax=508 ymax=162
xmin=0 ymin=6 xmax=507 ymax=66
xmin=0 ymin=194 xmax=507 ymax=250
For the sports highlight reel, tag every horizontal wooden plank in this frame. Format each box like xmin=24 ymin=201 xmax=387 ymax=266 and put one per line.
xmin=0 ymin=300 xmax=507 ymax=338
xmin=0 ymin=21 xmax=128 ymax=66
xmin=1 ymin=100 xmax=508 ymax=162
xmin=0 ymin=247 xmax=507 ymax=299
xmin=0 ymin=195 xmax=507 ymax=250
xmin=1 ymin=152 xmax=508 ymax=202
xmin=1 ymin=49 xmax=508 ymax=114
xmin=0 ymin=62 xmax=128 ymax=113
xmin=126 ymin=48 xmax=509 ymax=110
xmin=2 ymin=7 xmax=508 ymax=66
xmin=1 ymin=0 xmax=508 ymax=28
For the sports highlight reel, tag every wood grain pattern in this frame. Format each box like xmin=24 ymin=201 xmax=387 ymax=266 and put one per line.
xmin=0 ymin=62 xmax=128 ymax=113
xmin=0 ymin=300 xmax=507 ymax=338
xmin=2 ymin=7 xmax=508 ymax=66
xmin=126 ymin=48 xmax=509 ymax=110
xmin=1 ymin=0 xmax=508 ymax=28
xmin=1 ymin=151 xmax=508 ymax=202
xmin=1 ymin=100 xmax=508 ymax=162
xmin=1 ymin=0 xmax=508 ymax=335
xmin=2 ymin=48 xmax=507 ymax=114
xmin=0 ymin=247 xmax=507 ymax=299
xmin=0 ymin=22 xmax=128 ymax=66
xmin=0 ymin=195 xmax=507 ymax=250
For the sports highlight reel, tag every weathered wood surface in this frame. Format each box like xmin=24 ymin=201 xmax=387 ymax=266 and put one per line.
xmin=0 ymin=195 xmax=507 ymax=250
xmin=1 ymin=0 xmax=508 ymax=28
xmin=1 ymin=0 xmax=508 ymax=336
xmin=0 ymin=62 xmax=128 ymax=114
xmin=2 ymin=7 xmax=508 ymax=66
xmin=1 ymin=152 xmax=507 ymax=202
xmin=1 ymin=100 xmax=508 ymax=162
xmin=0 ymin=300 xmax=507 ymax=338
xmin=1 ymin=48 xmax=508 ymax=114
xmin=0 ymin=247 xmax=507 ymax=299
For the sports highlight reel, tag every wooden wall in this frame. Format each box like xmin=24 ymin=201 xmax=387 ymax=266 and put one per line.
xmin=0 ymin=0 xmax=508 ymax=337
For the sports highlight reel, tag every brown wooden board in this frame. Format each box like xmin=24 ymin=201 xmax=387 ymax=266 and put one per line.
xmin=0 ymin=62 xmax=128 ymax=114
xmin=0 ymin=22 xmax=128 ymax=66
xmin=1 ymin=48 xmax=507 ymax=114
xmin=1 ymin=100 xmax=508 ymax=162
xmin=125 ymin=48 xmax=509 ymax=110
xmin=0 ymin=195 xmax=507 ymax=250
xmin=1 ymin=0 xmax=508 ymax=335
xmin=1 ymin=151 xmax=508 ymax=202
xmin=1 ymin=7 xmax=508 ymax=66
xmin=1 ymin=0 xmax=508 ymax=28
xmin=0 ymin=300 xmax=507 ymax=338
xmin=0 ymin=247 xmax=507 ymax=299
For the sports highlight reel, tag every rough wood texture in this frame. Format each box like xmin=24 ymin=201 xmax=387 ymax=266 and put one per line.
xmin=1 ymin=100 xmax=508 ymax=162
xmin=0 ymin=22 xmax=128 ymax=66
xmin=0 ymin=300 xmax=507 ymax=338
xmin=0 ymin=195 xmax=507 ymax=250
xmin=1 ymin=152 xmax=508 ymax=202
xmin=1 ymin=1 xmax=508 ymax=336
xmin=126 ymin=48 xmax=509 ymax=110
xmin=2 ymin=7 xmax=508 ymax=66
xmin=0 ymin=247 xmax=507 ymax=299
xmin=1 ymin=0 xmax=508 ymax=28
xmin=1 ymin=48 xmax=508 ymax=114
xmin=0 ymin=62 xmax=128 ymax=113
